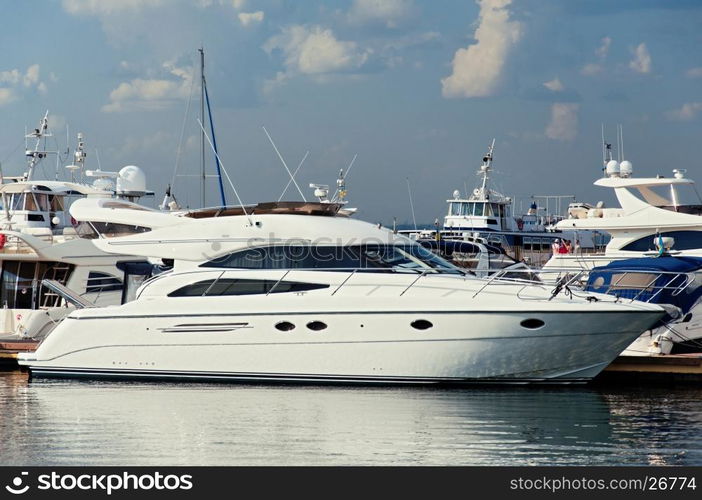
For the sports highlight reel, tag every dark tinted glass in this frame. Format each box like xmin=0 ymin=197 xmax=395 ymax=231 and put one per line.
xmin=168 ymin=279 xmax=329 ymax=297
xmin=622 ymin=231 xmax=702 ymax=252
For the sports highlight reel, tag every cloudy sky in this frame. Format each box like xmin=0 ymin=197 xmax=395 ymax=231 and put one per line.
xmin=1 ymin=0 xmax=701 ymax=224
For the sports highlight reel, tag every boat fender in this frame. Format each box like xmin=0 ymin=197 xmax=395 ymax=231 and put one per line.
xmin=0 ymin=233 xmax=5 ymax=249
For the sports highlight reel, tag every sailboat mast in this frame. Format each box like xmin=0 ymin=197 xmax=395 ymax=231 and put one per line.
xmin=199 ymin=47 xmax=206 ymax=208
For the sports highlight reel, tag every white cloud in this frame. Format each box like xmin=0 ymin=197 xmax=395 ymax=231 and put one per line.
xmin=580 ymin=63 xmax=603 ymax=76
xmin=47 ymin=114 xmax=68 ymax=133
xmin=595 ymin=36 xmax=611 ymax=59
xmin=666 ymin=102 xmax=702 ymax=121
xmin=581 ymin=36 xmax=611 ymax=77
xmin=0 ymin=88 xmax=16 ymax=107
xmin=543 ymin=77 xmax=564 ymax=92
xmin=0 ymin=64 xmax=47 ymax=99
xmin=23 ymin=64 xmax=40 ymax=87
xmin=238 ymin=10 xmax=264 ymax=26
xmin=441 ymin=0 xmax=522 ymax=99
xmin=0 ymin=69 xmax=21 ymax=85
xmin=102 ymin=62 xmax=193 ymax=113
xmin=348 ymin=0 xmax=413 ymax=28
xmin=686 ymin=67 xmax=702 ymax=78
xmin=263 ymin=25 xmax=370 ymax=86
xmin=545 ymin=103 xmax=579 ymax=141
xmin=116 ymin=130 xmax=174 ymax=156
xmin=629 ymin=43 xmax=651 ymax=74
xmin=62 ymin=0 xmax=163 ymax=15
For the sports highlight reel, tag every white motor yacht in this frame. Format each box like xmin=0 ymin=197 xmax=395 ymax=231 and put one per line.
xmin=0 ymin=113 xmax=151 ymax=339
xmin=543 ymin=150 xmax=702 ymax=354
xmin=408 ymin=140 xmax=603 ymax=267
xmin=18 ymin=198 xmax=665 ymax=384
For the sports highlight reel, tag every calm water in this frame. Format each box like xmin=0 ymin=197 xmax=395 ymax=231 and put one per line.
xmin=1 ymin=370 xmax=700 ymax=466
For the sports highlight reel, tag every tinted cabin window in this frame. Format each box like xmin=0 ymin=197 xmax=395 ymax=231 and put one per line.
xmin=200 ymin=245 xmax=461 ymax=274
xmin=50 ymin=196 xmax=64 ymax=211
xmin=91 ymin=222 xmax=152 ymax=238
xmin=622 ymin=231 xmax=702 ymax=252
xmin=168 ymin=279 xmax=329 ymax=297
xmin=75 ymin=221 xmax=98 ymax=239
xmin=86 ymin=272 xmax=123 ymax=293
xmin=73 ymin=222 xmax=151 ymax=239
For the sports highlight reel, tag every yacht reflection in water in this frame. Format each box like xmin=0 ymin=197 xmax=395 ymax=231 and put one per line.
xmin=2 ymin=374 xmax=699 ymax=465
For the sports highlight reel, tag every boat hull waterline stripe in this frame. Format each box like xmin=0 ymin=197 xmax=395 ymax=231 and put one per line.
xmin=27 ymin=367 xmax=596 ymax=385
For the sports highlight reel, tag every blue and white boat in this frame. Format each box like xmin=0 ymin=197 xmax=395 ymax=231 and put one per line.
xmin=584 ymin=255 xmax=702 ymax=355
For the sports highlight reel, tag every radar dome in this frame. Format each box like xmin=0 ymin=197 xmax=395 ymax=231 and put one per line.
xmin=619 ymin=160 xmax=633 ymax=177
xmin=116 ymin=165 xmax=146 ymax=196
xmin=605 ymin=160 xmax=620 ymax=177
xmin=453 ymin=190 xmax=461 ymax=199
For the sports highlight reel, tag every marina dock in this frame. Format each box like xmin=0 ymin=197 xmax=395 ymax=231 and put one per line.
xmin=597 ymin=353 xmax=702 ymax=384
xmin=0 ymin=339 xmax=39 ymax=368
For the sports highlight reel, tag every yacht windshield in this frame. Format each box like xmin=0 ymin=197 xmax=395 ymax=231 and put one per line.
xmin=201 ymin=244 xmax=463 ymax=274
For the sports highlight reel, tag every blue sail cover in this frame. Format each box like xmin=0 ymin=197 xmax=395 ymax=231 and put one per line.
xmin=585 ymin=256 xmax=702 ymax=315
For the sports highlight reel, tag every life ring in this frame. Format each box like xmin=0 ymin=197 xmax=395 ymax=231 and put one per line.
xmin=516 ymin=219 xmax=524 ymax=231
xmin=0 ymin=233 xmax=6 ymax=249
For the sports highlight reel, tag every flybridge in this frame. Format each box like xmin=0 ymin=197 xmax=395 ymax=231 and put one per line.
xmin=183 ymin=201 xmax=347 ymax=219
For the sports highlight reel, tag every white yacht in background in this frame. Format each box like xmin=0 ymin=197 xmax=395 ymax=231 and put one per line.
xmin=543 ymin=144 xmax=702 ymax=355
xmin=0 ymin=113 xmax=151 ymax=339
xmin=18 ymin=196 xmax=665 ymax=384
xmin=415 ymin=140 xmax=604 ymax=267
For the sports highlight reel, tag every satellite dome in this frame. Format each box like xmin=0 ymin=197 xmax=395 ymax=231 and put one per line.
xmin=116 ymin=165 xmax=146 ymax=196
xmin=619 ymin=160 xmax=633 ymax=177
xmin=605 ymin=160 xmax=620 ymax=177
xmin=453 ymin=190 xmax=461 ymax=199
xmin=673 ymin=169 xmax=686 ymax=179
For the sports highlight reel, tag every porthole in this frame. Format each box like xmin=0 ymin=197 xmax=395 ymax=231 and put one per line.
xmin=520 ymin=318 xmax=545 ymax=329
xmin=411 ymin=319 xmax=433 ymax=330
xmin=306 ymin=321 xmax=327 ymax=331
xmin=275 ymin=321 xmax=296 ymax=332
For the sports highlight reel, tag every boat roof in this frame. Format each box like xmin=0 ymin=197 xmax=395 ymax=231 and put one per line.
xmin=70 ymin=198 xmax=409 ymax=262
xmin=592 ymin=256 xmax=702 ymax=273
xmin=594 ymin=176 xmax=694 ymax=188
xmin=0 ymin=180 xmax=108 ymax=196
xmin=182 ymin=201 xmax=345 ymax=218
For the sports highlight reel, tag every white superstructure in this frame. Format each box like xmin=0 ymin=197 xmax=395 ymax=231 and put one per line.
xmin=0 ymin=114 xmax=150 ymax=339
xmin=19 ymin=198 xmax=665 ymax=384
xmin=543 ymin=149 xmax=702 ymax=354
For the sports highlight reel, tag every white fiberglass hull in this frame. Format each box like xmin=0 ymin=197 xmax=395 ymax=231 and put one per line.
xmin=21 ymin=306 xmax=663 ymax=385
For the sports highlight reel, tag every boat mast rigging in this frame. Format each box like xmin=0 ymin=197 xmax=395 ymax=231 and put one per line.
xmin=199 ymin=47 xmax=227 ymax=208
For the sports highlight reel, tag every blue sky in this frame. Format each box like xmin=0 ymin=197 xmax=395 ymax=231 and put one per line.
xmin=1 ymin=0 xmax=701 ymax=224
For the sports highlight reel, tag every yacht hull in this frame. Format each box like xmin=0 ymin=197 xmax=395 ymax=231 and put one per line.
xmin=21 ymin=309 xmax=662 ymax=385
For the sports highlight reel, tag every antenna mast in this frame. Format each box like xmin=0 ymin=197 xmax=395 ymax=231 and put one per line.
xmin=199 ymin=47 xmax=206 ymax=208
xmin=24 ymin=110 xmax=54 ymax=181
xmin=601 ymin=124 xmax=613 ymax=176
xmin=478 ymin=138 xmax=496 ymax=198
xmin=406 ymin=177 xmax=417 ymax=231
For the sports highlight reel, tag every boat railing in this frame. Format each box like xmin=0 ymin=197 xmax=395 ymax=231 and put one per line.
xmin=130 ymin=265 xmax=698 ymax=305
xmin=473 ymin=266 xmax=698 ymax=304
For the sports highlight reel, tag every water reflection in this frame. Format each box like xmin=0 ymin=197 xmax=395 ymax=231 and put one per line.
xmin=0 ymin=371 xmax=700 ymax=466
